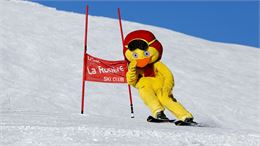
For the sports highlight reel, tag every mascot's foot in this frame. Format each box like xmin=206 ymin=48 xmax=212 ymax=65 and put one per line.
xmin=175 ymin=117 xmax=198 ymax=126
xmin=184 ymin=117 xmax=194 ymax=123
xmin=155 ymin=111 xmax=169 ymax=121
xmin=147 ymin=116 xmax=203 ymax=127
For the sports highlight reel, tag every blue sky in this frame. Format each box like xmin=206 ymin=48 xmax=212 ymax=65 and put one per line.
xmin=32 ymin=1 xmax=259 ymax=48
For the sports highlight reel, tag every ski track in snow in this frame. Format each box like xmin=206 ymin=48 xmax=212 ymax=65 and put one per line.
xmin=0 ymin=0 xmax=260 ymax=145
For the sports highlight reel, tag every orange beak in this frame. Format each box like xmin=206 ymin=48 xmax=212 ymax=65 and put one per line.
xmin=136 ymin=57 xmax=151 ymax=68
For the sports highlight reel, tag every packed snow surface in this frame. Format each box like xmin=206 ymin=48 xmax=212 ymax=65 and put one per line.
xmin=0 ymin=0 xmax=259 ymax=145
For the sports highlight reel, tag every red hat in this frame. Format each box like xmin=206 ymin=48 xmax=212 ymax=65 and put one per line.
xmin=123 ymin=30 xmax=163 ymax=61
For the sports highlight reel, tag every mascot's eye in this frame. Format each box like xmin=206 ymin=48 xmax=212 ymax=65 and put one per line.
xmin=144 ymin=51 xmax=150 ymax=57
xmin=132 ymin=52 xmax=138 ymax=58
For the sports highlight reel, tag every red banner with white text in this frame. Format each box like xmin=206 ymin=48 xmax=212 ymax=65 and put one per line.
xmin=84 ymin=53 xmax=128 ymax=83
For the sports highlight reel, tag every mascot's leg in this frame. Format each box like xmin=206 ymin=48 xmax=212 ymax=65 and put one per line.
xmin=137 ymin=78 xmax=164 ymax=117
xmin=157 ymin=92 xmax=193 ymax=121
xmin=138 ymin=87 xmax=164 ymax=117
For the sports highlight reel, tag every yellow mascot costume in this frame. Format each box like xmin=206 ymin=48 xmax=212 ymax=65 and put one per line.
xmin=123 ymin=30 xmax=194 ymax=123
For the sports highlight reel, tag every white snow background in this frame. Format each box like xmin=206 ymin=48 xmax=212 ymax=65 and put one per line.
xmin=0 ymin=0 xmax=260 ymax=145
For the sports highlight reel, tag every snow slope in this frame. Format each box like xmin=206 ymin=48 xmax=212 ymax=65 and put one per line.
xmin=0 ymin=0 xmax=260 ymax=145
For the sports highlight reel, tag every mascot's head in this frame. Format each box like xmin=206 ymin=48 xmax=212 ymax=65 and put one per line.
xmin=123 ymin=30 xmax=163 ymax=68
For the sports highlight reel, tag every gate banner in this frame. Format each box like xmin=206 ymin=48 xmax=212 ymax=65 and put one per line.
xmin=85 ymin=53 xmax=128 ymax=83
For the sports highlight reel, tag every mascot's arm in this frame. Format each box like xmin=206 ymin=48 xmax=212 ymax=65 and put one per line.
xmin=155 ymin=61 xmax=174 ymax=95
xmin=126 ymin=60 xmax=138 ymax=86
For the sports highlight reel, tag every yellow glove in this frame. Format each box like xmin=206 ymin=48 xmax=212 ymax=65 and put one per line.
xmin=126 ymin=60 xmax=138 ymax=86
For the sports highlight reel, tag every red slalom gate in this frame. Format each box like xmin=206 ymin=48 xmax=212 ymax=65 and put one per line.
xmin=81 ymin=6 xmax=134 ymax=118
